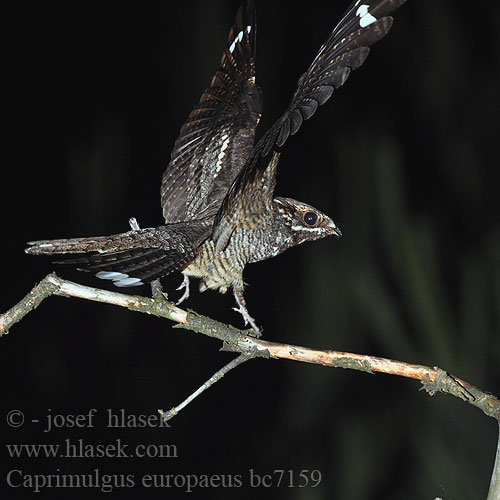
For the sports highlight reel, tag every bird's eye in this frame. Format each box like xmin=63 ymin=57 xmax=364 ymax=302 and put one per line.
xmin=303 ymin=211 xmax=318 ymax=226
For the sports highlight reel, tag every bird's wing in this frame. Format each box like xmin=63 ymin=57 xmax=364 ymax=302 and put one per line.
xmin=213 ymin=0 xmax=406 ymax=250
xmin=161 ymin=0 xmax=262 ymax=223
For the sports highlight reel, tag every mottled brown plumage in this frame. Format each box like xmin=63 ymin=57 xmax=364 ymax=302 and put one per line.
xmin=26 ymin=0 xmax=406 ymax=331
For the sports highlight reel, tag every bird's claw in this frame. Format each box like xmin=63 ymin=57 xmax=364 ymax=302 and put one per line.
xmin=176 ymin=275 xmax=190 ymax=305
xmin=232 ymin=303 xmax=260 ymax=334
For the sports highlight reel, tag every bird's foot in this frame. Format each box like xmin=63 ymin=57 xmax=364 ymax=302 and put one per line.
xmin=233 ymin=290 xmax=261 ymax=334
xmin=176 ymin=274 xmax=190 ymax=305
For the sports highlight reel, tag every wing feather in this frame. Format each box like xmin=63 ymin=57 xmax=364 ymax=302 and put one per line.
xmin=213 ymin=0 xmax=406 ymax=248
xmin=161 ymin=0 xmax=262 ymax=223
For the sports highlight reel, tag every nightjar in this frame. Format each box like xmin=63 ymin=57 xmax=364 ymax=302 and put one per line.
xmin=26 ymin=0 xmax=406 ymax=331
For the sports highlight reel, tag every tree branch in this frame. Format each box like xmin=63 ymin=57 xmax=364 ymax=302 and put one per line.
xmin=488 ymin=422 xmax=500 ymax=500
xmin=1 ymin=274 xmax=499 ymax=424
xmin=158 ymin=352 xmax=256 ymax=422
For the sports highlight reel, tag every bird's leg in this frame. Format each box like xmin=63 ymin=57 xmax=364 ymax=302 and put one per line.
xmin=232 ymin=290 xmax=260 ymax=334
xmin=176 ymin=274 xmax=191 ymax=305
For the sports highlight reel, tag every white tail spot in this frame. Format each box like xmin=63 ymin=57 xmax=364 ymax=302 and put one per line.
xmin=96 ymin=271 xmax=128 ymax=280
xmin=114 ymin=277 xmax=143 ymax=287
xmin=96 ymin=271 xmax=143 ymax=287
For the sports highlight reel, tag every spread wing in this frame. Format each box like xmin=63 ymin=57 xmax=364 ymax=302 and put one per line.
xmin=213 ymin=0 xmax=406 ymax=249
xmin=161 ymin=0 xmax=262 ymax=224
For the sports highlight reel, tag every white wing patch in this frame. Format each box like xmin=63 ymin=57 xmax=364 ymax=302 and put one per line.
xmin=215 ymin=134 xmax=230 ymax=174
xmin=356 ymin=4 xmax=377 ymax=28
xmin=229 ymin=25 xmax=252 ymax=54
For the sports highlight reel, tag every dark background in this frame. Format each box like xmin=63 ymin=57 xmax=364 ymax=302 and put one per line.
xmin=2 ymin=1 xmax=500 ymax=498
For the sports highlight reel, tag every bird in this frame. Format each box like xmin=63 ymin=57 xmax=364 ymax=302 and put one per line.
xmin=26 ymin=0 xmax=406 ymax=332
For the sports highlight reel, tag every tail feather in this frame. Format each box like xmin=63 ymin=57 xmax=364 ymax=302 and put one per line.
xmin=66 ymin=247 xmax=187 ymax=286
xmin=25 ymin=234 xmax=125 ymax=255
xmin=61 ymin=248 xmax=164 ymax=272
xmin=25 ymin=220 xmax=212 ymax=287
xmin=93 ymin=252 xmax=190 ymax=287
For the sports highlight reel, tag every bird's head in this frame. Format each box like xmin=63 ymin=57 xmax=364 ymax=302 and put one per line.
xmin=274 ymin=197 xmax=342 ymax=246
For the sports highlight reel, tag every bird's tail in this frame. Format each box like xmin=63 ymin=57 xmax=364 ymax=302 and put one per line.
xmin=25 ymin=221 xmax=211 ymax=287
xmin=25 ymin=232 xmax=136 ymax=255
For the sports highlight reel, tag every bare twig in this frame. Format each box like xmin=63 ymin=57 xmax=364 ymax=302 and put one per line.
xmin=158 ymin=352 xmax=255 ymax=422
xmin=1 ymin=274 xmax=499 ymax=424
xmin=0 ymin=273 xmax=187 ymax=335
xmin=488 ymin=423 xmax=500 ymax=500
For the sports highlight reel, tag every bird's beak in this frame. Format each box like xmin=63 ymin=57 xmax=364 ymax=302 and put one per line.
xmin=328 ymin=220 xmax=342 ymax=238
